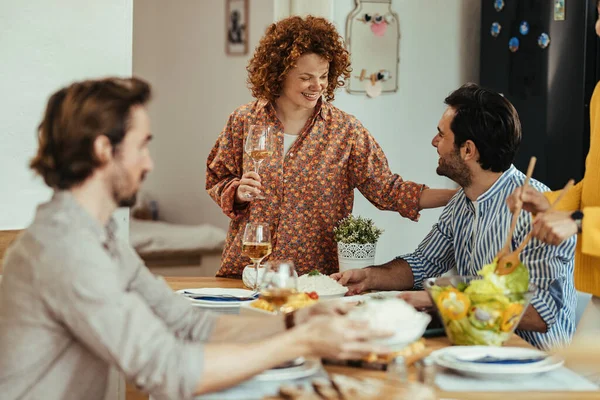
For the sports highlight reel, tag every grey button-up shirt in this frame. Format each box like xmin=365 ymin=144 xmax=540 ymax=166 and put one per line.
xmin=0 ymin=192 xmax=217 ymax=400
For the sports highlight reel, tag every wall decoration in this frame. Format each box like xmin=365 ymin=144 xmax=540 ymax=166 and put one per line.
xmin=345 ymin=0 xmax=399 ymax=97
xmin=494 ymin=0 xmax=505 ymax=12
xmin=554 ymin=0 xmax=565 ymax=21
xmin=538 ymin=33 xmax=551 ymax=49
xmin=509 ymin=37 xmax=520 ymax=52
xmin=491 ymin=22 xmax=502 ymax=38
xmin=225 ymin=0 xmax=248 ymax=56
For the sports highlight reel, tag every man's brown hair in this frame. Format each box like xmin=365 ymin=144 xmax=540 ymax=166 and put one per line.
xmin=30 ymin=77 xmax=151 ymax=189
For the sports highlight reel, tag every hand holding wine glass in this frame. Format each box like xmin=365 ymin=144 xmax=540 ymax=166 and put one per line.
xmin=235 ymin=171 xmax=262 ymax=203
xmin=242 ymin=125 xmax=274 ymax=200
xmin=241 ymin=222 xmax=272 ymax=291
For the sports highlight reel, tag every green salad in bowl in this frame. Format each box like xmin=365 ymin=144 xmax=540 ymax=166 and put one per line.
xmin=424 ymin=261 xmax=536 ymax=346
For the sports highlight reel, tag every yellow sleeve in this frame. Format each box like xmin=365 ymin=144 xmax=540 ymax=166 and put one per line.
xmin=581 ymin=206 xmax=600 ymax=258
xmin=542 ymin=180 xmax=583 ymax=211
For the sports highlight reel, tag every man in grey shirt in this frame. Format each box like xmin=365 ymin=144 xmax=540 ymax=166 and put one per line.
xmin=0 ymin=77 xmax=389 ymax=400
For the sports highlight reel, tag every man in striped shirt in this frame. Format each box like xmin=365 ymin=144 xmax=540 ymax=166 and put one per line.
xmin=333 ymin=83 xmax=576 ymax=350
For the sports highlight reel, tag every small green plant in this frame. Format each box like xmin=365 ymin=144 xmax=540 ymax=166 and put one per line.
xmin=333 ymin=215 xmax=383 ymax=244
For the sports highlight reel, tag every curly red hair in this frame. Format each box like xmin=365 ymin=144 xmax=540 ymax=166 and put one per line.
xmin=247 ymin=16 xmax=351 ymax=103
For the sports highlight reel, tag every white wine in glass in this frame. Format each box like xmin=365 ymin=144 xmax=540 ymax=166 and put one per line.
xmin=241 ymin=242 xmax=273 ymax=262
xmin=244 ymin=125 xmax=274 ymax=200
xmin=259 ymin=260 xmax=298 ymax=313
xmin=241 ymin=222 xmax=272 ymax=291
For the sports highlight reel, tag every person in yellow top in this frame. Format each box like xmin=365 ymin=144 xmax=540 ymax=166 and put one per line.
xmin=507 ymin=64 xmax=600 ymax=385
xmin=508 ymin=4 xmax=600 ymax=336
xmin=506 ymin=2 xmax=600 ymax=382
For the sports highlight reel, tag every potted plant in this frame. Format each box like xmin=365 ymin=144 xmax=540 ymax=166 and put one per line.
xmin=333 ymin=215 xmax=383 ymax=273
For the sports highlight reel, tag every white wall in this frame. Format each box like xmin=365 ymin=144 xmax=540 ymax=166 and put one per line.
xmin=1 ymin=2 xmax=133 ymax=398
xmin=133 ymin=0 xmax=274 ymax=229
xmin=0 ymin=0 xmax=133 ymax=230
xmin=332 ymin=0 xmax=481 ymax=264
xmin=274 ymin=0 xmax=334 ymax=21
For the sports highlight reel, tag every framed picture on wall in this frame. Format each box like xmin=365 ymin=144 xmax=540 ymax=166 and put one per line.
xmin=226 ymin=0 xmax=249 ymax=55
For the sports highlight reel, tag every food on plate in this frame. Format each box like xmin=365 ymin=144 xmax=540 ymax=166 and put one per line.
xmin=428 ymin=260 xmax=531 ymax=346
xmin=250 ymin=292 xmax=318 ymax=313
xmin=297 ymin=270 xmax=349 ymax=297
xmin=363 ymin=338 xmax=427 ymax=364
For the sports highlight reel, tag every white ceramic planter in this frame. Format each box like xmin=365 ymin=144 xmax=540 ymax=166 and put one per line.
xmin=337 ymin=242 xmax=376 ymax=273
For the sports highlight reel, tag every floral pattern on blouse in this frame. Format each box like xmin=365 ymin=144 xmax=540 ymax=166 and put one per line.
xmin=206 ymin=99 xmax=425 ymax=277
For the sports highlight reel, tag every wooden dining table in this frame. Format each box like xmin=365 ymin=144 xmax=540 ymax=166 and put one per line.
xmin=125 ymin=277 xmax=598 ymax=400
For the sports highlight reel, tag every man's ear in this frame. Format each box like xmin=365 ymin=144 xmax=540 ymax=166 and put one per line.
xmin=461 ymin=140 xmax=479 ymax=162
xmin=93 ymin=135 xmax=113 ymax=164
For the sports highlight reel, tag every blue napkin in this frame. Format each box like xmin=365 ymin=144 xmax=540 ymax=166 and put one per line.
xmin=184 ymin=292 xmax=258 ymax=302
xmin=463 ymin=355 xmax=547 ymax=364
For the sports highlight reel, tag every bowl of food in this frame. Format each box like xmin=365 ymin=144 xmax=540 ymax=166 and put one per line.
xmin=347 ymin=297 xmax=431 ymax=350
xmin=424 ymin=262 xmax=536 ymax=346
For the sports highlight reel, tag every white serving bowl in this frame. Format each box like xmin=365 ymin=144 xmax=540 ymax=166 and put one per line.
xmin=347 ymin=297 xmax=431 ymax=350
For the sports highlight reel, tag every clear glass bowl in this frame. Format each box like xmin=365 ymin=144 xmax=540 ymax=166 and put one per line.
xmin=424 ymin=276 xmax=536 ymax=346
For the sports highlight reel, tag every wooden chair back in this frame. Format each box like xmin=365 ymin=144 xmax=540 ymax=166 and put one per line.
xmin=0 ymin=230 xmax=22 ymax=274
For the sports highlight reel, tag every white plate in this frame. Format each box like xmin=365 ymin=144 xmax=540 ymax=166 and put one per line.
xmin=431 ymin=346 xmax=564 ymax=379
xmin=363 ymin=291 xmax=405 ymax=300
xmin=336 ymin=294 xmax=369 ymax=303
xmin=317 ymin=288 xmax=348 ymax=299
xmin=253 ymin=358 xmax=321 ymax=381
xmin=177 ymin=288 xmax=256 ymax=309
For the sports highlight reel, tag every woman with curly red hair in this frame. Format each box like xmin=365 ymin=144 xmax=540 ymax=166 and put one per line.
xmin=206 ymin=16 xmax=454 ymax=278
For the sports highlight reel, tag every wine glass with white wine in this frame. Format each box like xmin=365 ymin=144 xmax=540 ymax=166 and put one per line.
xmin=241 ymin=222 xmax=272 ymax=291
xmin=244 ymin=125 xmax=274 ymax=200
xmin=259 ymin=260 xmax=298 ymax=314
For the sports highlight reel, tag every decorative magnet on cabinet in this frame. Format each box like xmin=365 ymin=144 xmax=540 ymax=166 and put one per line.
xmin=357 ymin=13 xmax=395 ymax=37
xmin=494 ymin=0 xmax=505 ymax=12
xmin=490 ymin=22 xmax=502 ymax=37
xmin=537 ymin=33 xmax=551 ymax=49
xmin=519 ymin=21 xmax=530 ymax=35
xmin=508 ymin=37 xmax=519 ymax=52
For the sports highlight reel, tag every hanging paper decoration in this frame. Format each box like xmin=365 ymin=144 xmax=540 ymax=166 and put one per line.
xmin=494 ymin=0 xmax=505 ymax=12
xmin=365 ymin=81 xmax=383 ymax=98
xmin=519 ymin=21 xmax=530 ymax=35
xmin=490 ymin=22 xmax=502 ymax=37
xmin=376 ymin=70 xmax=391 ymax=81
xmin=509 ymin=37 xmax=520 ymax=52
xmin=537 ymin=33 xmax=551 ymax=49
xmin=355 ymin=68 xmax=392 ymax=98
xmin=358 ymin=11 xmax=395 ymax=37
xmin=346 ymin=0 xmax=400 ymax=96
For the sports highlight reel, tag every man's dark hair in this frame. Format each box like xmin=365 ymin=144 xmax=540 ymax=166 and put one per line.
xmin=444 ymin=83 xmax=522 ymax=172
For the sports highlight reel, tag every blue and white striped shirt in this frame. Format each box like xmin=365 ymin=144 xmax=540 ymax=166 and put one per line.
xmin=402 ymin=165 xmax=576 ymax=350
